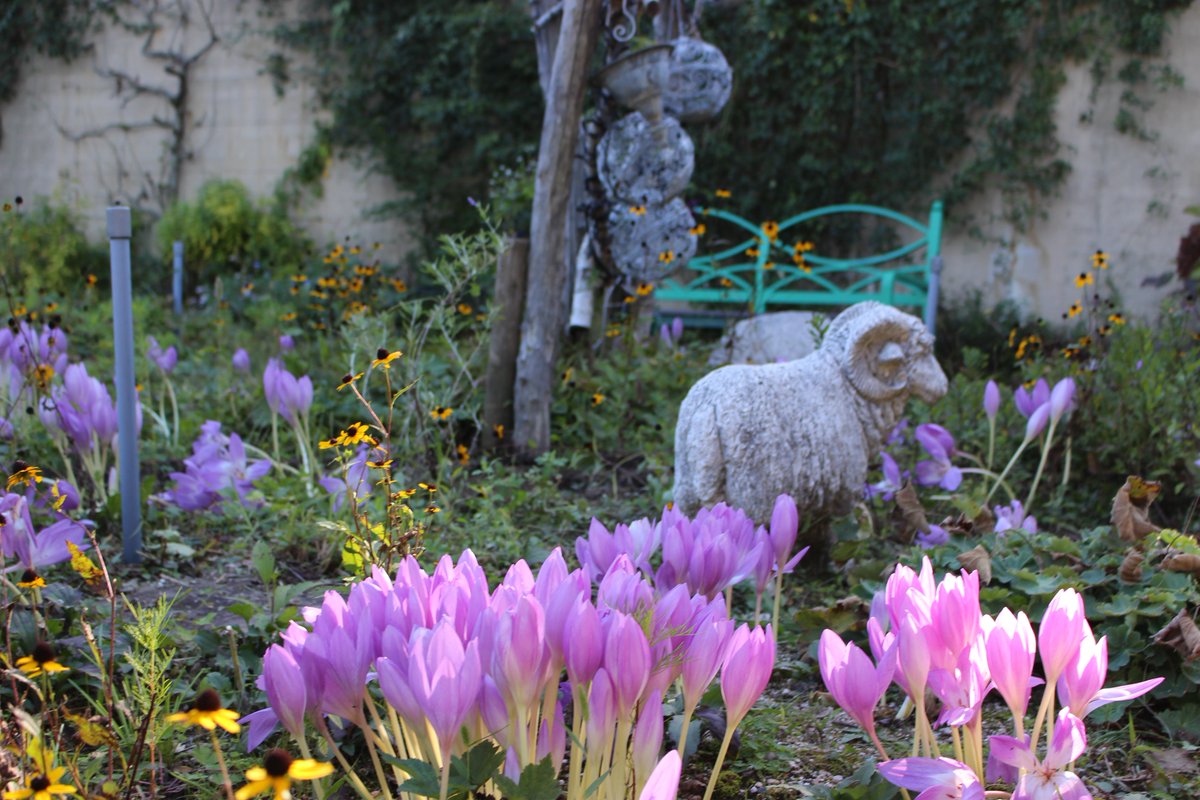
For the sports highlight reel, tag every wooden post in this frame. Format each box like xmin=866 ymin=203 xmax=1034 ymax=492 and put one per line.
xmin=513 ymin=0 xmax=603 ymax=457
xmin=483 ymin=237 xmax=530 ymax=449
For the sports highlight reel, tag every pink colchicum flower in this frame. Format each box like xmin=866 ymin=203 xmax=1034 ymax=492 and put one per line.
xmin=1057 ymin=627 xmax=1163 ymax=719
xmin=1038 ymin=588 xmax=1086 ymax=686
xmin=877 ymin=757 xmax=984 ymax=800
xmin=638 ymin=751 xmax=681 ymax=800
xmin=721 ymin=624 xmax=775 ymax=729
xmin=985 ymin=608 xmax=1037 ymax=720
xmin=819 ymin=629 xmax=895 ymax=739
xmin=990 ymin=710 xmax=1092 ymax=800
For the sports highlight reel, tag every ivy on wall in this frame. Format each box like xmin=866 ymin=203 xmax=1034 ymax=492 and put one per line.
xmin=0 ymin=0 xmax=96 ymax=146
xmin=269 ymin=0 xmax=541 ymax=255
xmin=693 ymin=0 xmax=1193 ymax=234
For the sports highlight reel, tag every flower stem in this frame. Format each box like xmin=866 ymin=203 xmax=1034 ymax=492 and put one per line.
xmin=984 ymin=439 xmax=1029 ymax=504
xmin=319 ymin=722 xmax=377 ymax=800
xmin=1023 ymin=417 xmax=1059 ymax=514
xmin=771 ymin=568 xmax=785 ymax=633
xmin=296 ymin=737 xmax=326 ymax=800
xmin=209 ymin=729 xmax=235 ymax=800
xmin=700 ymin=726 xmax=736 ymax=800
xmin=986 ymin=418 xmax=996 ymax=470
xmin=676 ymin=701 xmax=696 ymax=757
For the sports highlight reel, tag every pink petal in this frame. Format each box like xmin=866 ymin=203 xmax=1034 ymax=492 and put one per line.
xmin=1084 ymin=678 xmax=1164 ymax=717
xmin=1045 ymin=710 xmax=1087 ymax=771
xmin=988 ymin=734 xmax=1038 ymax=772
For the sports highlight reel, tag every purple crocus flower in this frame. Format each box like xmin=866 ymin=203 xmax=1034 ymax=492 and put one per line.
xmin=915 ymin=424 xmax=962 ymax=491
xmin=984 ymin=380 xmax=1001 ymax=419
xmin=1048 ymin=377 xmax=1075 ymax=422
xmin=0 ymin=494 xmax=89 ymax=573
xmin=146 ymin=336 xmax=178 ymax=373
xmin=605 ymin=612 xmax=651 ymax=717
xmin=263 ymin=358 xmax=284 ymax=415
xmin=279 ymin=334 xmax=295 ymax=353
xmin=259 ymin=643 xmax=308 ymax=738
xmin=232 ymin=348 xmax=251 ymax=373
xmin=916 ymin=524 xmax=950 ymax=549
xmin=868 ymin=452 xmax=904 ymax=501
xmin=994 ymin=500 xmax=1037 ymax=536
xmin=407 ymin=621 xmax=483 ymax=761
xmin=1013 ymin=379 xmax=1050 ymax=418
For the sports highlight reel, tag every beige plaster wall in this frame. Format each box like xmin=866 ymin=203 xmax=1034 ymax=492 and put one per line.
xmin=940 ymin=6 xmax=1200 ymax=322
xmin=0 ymin=0 xmax=412 ymax=267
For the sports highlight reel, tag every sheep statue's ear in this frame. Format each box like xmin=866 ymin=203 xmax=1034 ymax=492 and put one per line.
xmin=843 ymin=313 xmax=913 ymax=401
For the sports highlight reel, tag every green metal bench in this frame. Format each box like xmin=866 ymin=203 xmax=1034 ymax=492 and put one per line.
xmin=653 ymin=200 xmax=944 ymax=335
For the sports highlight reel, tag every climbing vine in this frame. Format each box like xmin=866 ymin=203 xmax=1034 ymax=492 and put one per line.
xmin=693 ymin=0 xmax=1193 ymax=233
xmin=0 ymin=0 xmax=96 ymax=146
xmin=264 ymin=0 xmax=1192 ymax=246
xmin=268 ymin=0 xmax=541 ymax=255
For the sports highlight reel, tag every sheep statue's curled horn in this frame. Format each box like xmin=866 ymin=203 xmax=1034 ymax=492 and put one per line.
xmin=673 ymin=302 xmax=948 ymax=530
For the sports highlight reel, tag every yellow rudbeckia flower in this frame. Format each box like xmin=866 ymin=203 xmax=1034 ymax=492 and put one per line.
xmin=167 ymin=689 xmax=241 ymax=734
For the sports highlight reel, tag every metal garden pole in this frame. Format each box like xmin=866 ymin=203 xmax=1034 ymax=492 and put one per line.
xmin=173 ymin=240 xmax=184 ymax=315
xmin=107 ymin=206 xmax=142 ymax=564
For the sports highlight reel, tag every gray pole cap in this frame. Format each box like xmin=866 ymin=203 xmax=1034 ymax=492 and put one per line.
xmin=106 ymin=206 xmax=132 ymax=239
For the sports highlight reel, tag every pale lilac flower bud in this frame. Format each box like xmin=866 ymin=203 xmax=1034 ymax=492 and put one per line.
xmin=232 ymin=348 xmax=251 ymax=373
xmin=1024 ymin=403 xmax=1050 ymax=441
xmin=984 ymin=380 xmax=1001 ymax=420
xmin=1049 ymin=377 xmax=1075 ymax=422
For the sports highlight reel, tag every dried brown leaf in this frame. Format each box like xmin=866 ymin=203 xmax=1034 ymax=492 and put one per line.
xmin=1111 ymin=475 xmax=1162 ymax=541
xmin=1153 ymin=609 xmax=1200 ymax=661
xmin=939 ymin=514 xmax=974 ymax=537
xmin=894 ymin=481 xmax=931 ymax=537
xmin=957 ymin=545 xmax=992 ymax=584
xmin=1161 ymin=553 xmax=1200 ymax=575
xmin=1118 ymin=549 xmax=1144 ymax=583
xmin=972 ymin=504 xmax=996 ymax=536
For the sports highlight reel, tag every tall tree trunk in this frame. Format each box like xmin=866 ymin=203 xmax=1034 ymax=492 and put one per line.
xmin=483 ymin=237 xmax=530 ymax=449
xmin=513 ymin=0 xmax=603 ymax=457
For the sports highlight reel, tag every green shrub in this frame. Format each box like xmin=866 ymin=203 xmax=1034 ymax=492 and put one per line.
xmin=156 ymin=179 xmax=311 ymax=288
xmin=0 ymin=197 xmax=105 ymax=303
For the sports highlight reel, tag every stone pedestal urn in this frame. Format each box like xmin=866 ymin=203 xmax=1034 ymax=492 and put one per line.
xmin=594 ymin=44 xmax=674 ymax=146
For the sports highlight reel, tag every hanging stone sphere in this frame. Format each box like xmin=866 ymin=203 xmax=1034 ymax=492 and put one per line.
xmin=597 ymin=112 xmax=694 ymax=207
xmin=662 ymin=37 xmax=733 ymax=124
xmin=607 ymin=197 xmax=697 ymax=283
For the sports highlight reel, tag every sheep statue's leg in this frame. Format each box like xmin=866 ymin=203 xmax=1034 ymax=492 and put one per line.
xmin=673 ymin=400 xmax=726 ymax=516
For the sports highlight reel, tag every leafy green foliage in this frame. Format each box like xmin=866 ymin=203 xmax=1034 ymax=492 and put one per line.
xmin=156 ymin=179 xmax=311 ymax=286
xmin=272 ymin=1 xmax=541 ymax=253
xmin=0 ymin=198 xmax=106 ymax=303
xmin=693 ymin=0 xmax=1191 ymax=230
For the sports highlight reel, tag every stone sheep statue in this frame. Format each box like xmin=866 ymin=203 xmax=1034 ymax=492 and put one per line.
xmin=673 ymin=302 xmax=948 ymax=526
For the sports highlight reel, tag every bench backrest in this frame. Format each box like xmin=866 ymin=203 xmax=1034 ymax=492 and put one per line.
xmin=654 ymin=200 xmax=944 ymax=332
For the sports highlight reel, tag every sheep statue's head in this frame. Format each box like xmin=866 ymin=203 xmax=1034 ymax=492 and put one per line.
xmin=824 ymin=302 xmax=948 ymax=406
